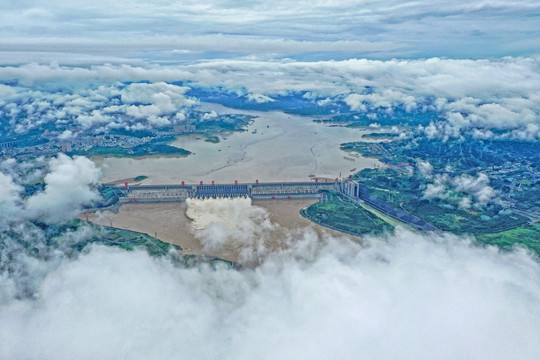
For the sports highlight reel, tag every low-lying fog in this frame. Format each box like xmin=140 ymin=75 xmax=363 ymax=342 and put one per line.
xmin=2 ymin=195 xmax=540 ymax=360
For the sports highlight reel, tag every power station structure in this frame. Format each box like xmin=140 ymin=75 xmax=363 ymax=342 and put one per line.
xmin=117 ymin=179 xmax=338 ymax=203
xmin=114 ymin=178 xmax=438 ymax=231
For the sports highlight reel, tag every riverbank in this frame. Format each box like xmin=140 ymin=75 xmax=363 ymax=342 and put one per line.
xmin=94 ymin=106 xmax=383 ymax=185
xmin=83 ymin=198 xmax=359 ymax=264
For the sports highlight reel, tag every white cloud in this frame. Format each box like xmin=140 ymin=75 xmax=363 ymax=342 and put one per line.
xmin=416 ymin=160 xmax=433 ymax=179
xmin=423 ymin=174 xmax=450 ymax=200
xmin=0 ymin=57 xmax=539 ymax=138
xmin=423 ymin=172 xmax=498 ymax=207
xmin=202 ymin=111 xmax=218 ymax=120
xmin=0 ymin=36 xmax=399 ymax=58
xmin=247 ymin=93 xmax=275 ymax=103
xmin=57 ymin=130 xmax=74 ymax=140
xmin=186 ymin=197 xmax=279 ymax=265
xmin=0 ymin=172 xmax=23 ymax=225
xmin=346 ymin=90 xmax=417 ymax=112
xmin=2 ymin=181 xmax=540 ymax=359
xmin=25 ymin=154 xmax=101 ymax=223
xmin=0 ymin=80 xmax=198 ymax=133
xmin=316 ymin=97 xmax=332 ymax=106
xmin=452 ymin=173 xmax=497 ymax=206
xmin=76 ymin=109 xmax=110 ymax=128
xmin=459 ymin=196 xmax=472 ymax=209
xmin=0 ymin=228 xmax=540 ymax=359
xmin=120 ymin=82 xmax=195 ymax=110
xmin=344 ymin=94 xmax=367 ymax=112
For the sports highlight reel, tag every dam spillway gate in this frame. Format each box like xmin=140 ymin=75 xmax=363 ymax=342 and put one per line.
xmin=117 ymin=181 xmax=338 ymax=203
xmin=113 ymin=179 xmax=438 ymax=232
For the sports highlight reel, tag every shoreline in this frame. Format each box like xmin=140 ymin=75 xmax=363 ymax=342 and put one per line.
xmin=83 ymin=198 xmax=359 ymax=263
xmin=91 ymin=153 xmax=191 ymax=161
xmin=93 ymin=107 xmax=384 ymax=185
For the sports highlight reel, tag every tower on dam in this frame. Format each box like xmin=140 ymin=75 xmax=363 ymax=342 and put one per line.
xmin=114 ymin=178 xmax=438 ymax=231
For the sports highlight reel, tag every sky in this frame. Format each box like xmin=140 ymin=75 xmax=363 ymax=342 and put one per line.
xmin=1 ymin=0 xmax=540 ymax=63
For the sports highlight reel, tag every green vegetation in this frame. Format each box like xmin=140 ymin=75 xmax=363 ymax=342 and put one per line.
xmin=338 ymin=135 xmax=539 ymax=255
xmin=82 ymin=222 xmax=240 ymax=268
xmin=22 ymin=219 xmax=171 ymax=257
xmin=194 ymin=114 xmax=252 ymax=132
xmin=345 ymin=167 xmax=538 ymax=254
xmin=28 ymin=219 xmax=242 ymax=268
xmin=20 ymin=219 xmax=242 ymax=268
xmin=303 ymin=167 xmax=532 ymax=242
xmin=73 ymin=143 xmax=190 ymax=158
xmin=70 ymin=134 xmax=191 ymax=158
xmin=23 ymin=182 xmax=45 ymax=197
xmin=510 ymin=185 xmax=540 ymax=209
xmin=176 ymin=254 xmax=241 ymax=270
xmin=476 ymin=223 xmax=540 ymax=254
xmin=72 ymin=222 xmax=177 ymax=256
xmin=355 ymin=168 xmax=529 ymax=235
xmin=109 ymin=128 xmax=154 ymax=138
xmin=362 ymin=132 xmax=399 ymax=139
xmin=401 ymin=201 xmax=529 ymax=235
xmin=204 ymin=135 xmax=220 ymax=143
xmin=134 ymin=175 xmax=148 ymax=182
xmin=341 ymin=142 xmax=384 ymax=159
xmin=401 ymin=138 xmax=540 ymax=172
xmin=319 ymin=108 xmax=438 ymax=127
xmin=302 ymin=191 xmax=393 ymax=235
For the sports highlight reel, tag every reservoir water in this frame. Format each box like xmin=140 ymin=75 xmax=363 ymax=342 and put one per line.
xmin=93 ymin=104 xmax=383 ymax=185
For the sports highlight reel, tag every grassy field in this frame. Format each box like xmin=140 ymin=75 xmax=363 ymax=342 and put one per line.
xmin=356 ymin=200 xmax=414 ymax=230
xmin=400 ymin=200 xmax=529 ymax=235
xmin=476 ymin=223 xmax=540 ymax=254
xmin=302 ymin=192 xmax=393 ymax=235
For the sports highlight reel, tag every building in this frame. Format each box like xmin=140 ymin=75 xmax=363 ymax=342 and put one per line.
xmin=173 ymin=124 xmax=196 ymax=133
xmin=61 ymin=143 xmax=72 ymax=153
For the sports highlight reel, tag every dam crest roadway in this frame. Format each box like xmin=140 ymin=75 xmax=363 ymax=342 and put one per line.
xmin=116 ymin=179 xmax=339 ymax=202
xmin=113 ymin=179 xmax=438 ymax=232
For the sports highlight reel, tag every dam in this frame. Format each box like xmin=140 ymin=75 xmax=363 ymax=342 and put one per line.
xmin=116 ymin=180 xmax=338 ymax=203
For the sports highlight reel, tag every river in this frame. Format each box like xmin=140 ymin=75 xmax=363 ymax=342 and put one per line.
xmin=93 ymin=103 xmax=383 ymax=185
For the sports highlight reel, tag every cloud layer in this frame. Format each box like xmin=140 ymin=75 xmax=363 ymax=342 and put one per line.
xmin=0 ymin=154 xmax=101 ymax=225
xmin=2 ymin=0 xmax=540 ymax=60
xmin=1 ymin=228 xmax=539 ymax=360
xmin=0 ymin=81 xmax=197 ymax=135
xmin=421 ymin=165 xmax=498 ymax=209
xmin=1 ymin=166 xmax=540 ymax=359
xmin=186 ymin=197 xmax=278 ymax=264
xmin=1 ymin=58 xmax=539 ymax=139
xmin=25 ymin=154 xmax=101 ymax=222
